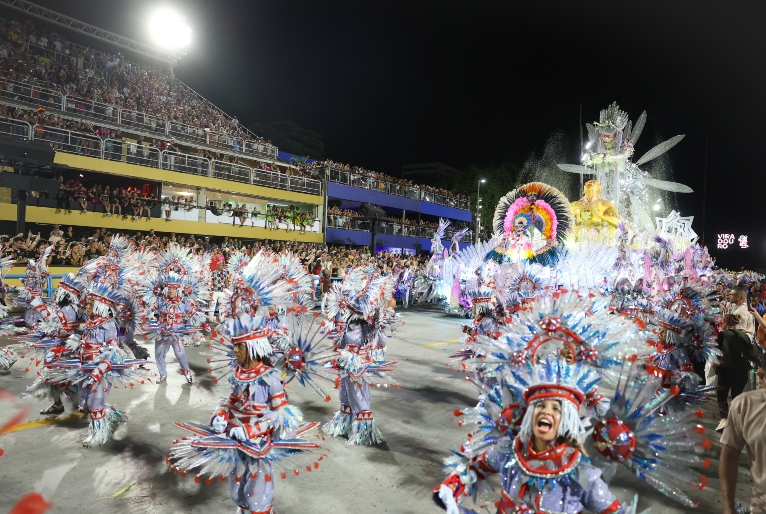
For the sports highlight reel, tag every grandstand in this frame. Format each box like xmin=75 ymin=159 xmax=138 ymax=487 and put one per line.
xmin=0 ymin=2 xmax=469 ymax=251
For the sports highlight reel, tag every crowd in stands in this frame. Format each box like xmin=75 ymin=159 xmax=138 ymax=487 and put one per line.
xmin=0 ymin=15 xmax=275 ymax=155
xmin=55 ymin=178 xmax=158 ymax=219
xmin=0 ymin=13 xmax=465 ymax=208
xmin=0 ymin=226 xmax=430 ymax=284
xmin=327 ymin=206 xmax=362 ymax=229
xmin=0 ymin=11 xmax=473 ymax=251
xmin=2 ymin=103 xmax=319 ymax=184
xmin=327 ymin=206 xmax=470 ymax=238
xmin=318 ymin=159 xmax=468 ymax=205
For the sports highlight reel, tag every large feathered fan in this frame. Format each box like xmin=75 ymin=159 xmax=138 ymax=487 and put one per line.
xmin=493 ymin=182 xmax=574 ymax=242
xmin=491 ymin=182 xmax=574 ymax=265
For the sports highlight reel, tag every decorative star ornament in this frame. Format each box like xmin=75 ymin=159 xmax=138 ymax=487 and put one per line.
xmin=655 ymin=210 xmax=698 ymax=246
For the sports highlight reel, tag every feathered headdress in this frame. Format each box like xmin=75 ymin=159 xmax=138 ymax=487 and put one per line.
xmin=207 ymin=314 xmax=270 ymax=384
xmin=435 ymin=218 xmax=451 ymax=241
xmin=271 ymin=311 xmax=336 ymax=402
xmin=55 ymin=272 xmax=87 ymax=306
xmin=223 ymin=250 xmax=295 ymax=318
xmin=322 ymin=265 xmax=392 ymax=324
xmin=87 ymin=282 xmax=126 ymax=318
xmin=450 ymin=227 xmax=469 ymax=246
xmin=491 ymin=182 xmax=574 ymax=266
xmin=484 ymin=291 xmax=651 ymax=370
xmin=81 ymin=236 xmax=130 ymax=290
xmin=514 ymin=358 xmax=602 ymax=443
xmin=20 ymin=245 xmax=54 ymax=300
xmin=656 ymin=279 xmax=719 ymax=322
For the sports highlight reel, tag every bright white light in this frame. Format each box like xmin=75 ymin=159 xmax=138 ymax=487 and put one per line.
xmin=585 ymin=142 xmax=592 ymax=149
xmin=480 ymin=179 xmax=486 ymax=183
xmin=653 ymin=203 xmax=661 ymax=211
xmin=149 ymin=8 xmax=191 ymax=49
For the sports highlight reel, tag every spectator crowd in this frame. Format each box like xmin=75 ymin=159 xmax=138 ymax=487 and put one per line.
xmin=0 ymin=226 xmax=430 ymax=285
xmin=0 ymin=15 xmax=275 ymax=155
xmin=0 ymin=14 xmax=466 ymax=210
xmin=318 ymin=159 xmax=468 ymax=207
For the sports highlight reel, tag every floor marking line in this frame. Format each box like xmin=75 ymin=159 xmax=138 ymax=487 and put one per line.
xmin=7 ymin=412 xmax=85 ymax=433
xmin=424 ymin=338 xmax=461 ymax=348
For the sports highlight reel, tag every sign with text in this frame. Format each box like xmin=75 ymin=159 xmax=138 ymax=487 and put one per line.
xmin=718 ymin=233 xmax=749 ymax=249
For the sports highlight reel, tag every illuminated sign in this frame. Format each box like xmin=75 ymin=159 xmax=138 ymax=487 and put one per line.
xmin=717 ymin=234 xmax=749 ymax=249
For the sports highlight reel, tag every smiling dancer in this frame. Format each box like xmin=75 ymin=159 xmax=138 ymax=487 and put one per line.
xmin=435 ymin=291 xmax=711 ymax=513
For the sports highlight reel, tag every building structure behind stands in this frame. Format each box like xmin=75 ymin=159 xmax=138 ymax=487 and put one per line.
xmin=0 ymin=2 xmax=471 ymax=251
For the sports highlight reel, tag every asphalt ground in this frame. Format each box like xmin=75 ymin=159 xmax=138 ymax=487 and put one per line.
xmin=0 ymin=306 xmax=752 ymax=513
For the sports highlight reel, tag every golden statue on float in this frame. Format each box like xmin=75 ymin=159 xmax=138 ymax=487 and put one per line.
xmin=570 ymin=179 xmax=621 ymax=242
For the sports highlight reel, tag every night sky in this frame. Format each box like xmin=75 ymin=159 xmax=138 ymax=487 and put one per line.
xmin=17 ymin=0 xmax=766 ymax=269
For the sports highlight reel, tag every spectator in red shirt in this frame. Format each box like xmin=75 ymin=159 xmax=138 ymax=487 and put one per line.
xmin=320 ymin=269 xmax=332 ymax=296
xmin=209 ymin=246 xmax=224 ymax=271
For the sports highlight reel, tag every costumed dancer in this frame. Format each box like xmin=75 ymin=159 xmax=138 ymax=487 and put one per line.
xmin=171 ymin=257 xmax=324 ymax=514
xmin=140 ymin=247 xmax=209 ymax=384
xmin=412 ymin=218 xmax=451 ymax=303
xmin=322 ymin=266 xmax=402 ymax=445
xmin=440 ymin=237 xmax=499 ymax=318
xmin=434 ymin=291 xmax=711 ymax=513
xmin=647 ymin=309 xmax=719 ymax=412
xmin=0 ymin=255 xmax=18 ymax=370
xmin=25 ymin=273 xmax=86 ymax=414
xmin=487 ymin=183 xmax=573 ymax=266
xmin=394 ymin=263 xmax=414 ymax=309
xmin=651 ymin=278 xmax=720 ymax=391
xmin=557 ymin=102 xmax=694 ymax=234
xmin=26 ymin=282 xmax=152 ymax=446
xmin=118 ymin=245 xmax=157 ymax=360
xmin=19 ymin=245 xmax=54 ymax=329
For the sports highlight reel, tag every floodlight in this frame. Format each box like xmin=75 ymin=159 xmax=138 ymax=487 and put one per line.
xmin=148 ymin=8 xmax=191 ymax=49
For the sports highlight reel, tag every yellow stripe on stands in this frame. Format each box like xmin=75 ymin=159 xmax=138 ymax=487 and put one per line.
xmin=0 ymin=204 xmax=324 ymax=243
xmin=7 ymin=412 xmax=85 ymax=433
xmin=424 ymin=338 xmax=461 ymax=348
xmin=53 ymin=153 xmax=324 ymax=205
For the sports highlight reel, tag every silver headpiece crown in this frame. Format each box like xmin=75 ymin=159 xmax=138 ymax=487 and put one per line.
xmin=595 ymin=102 xmax=629 ymax=132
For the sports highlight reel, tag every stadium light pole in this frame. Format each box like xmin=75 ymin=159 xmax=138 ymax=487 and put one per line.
xmin=476 ymin=179 xmax=486 ymax=244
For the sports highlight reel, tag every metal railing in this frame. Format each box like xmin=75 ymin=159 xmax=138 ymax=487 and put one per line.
xmin=0 ymin=116 xmax=31 ymax=139
xmin=327 ymin=216 xmax=471 ymax=239
xmin=244 ymin=140 xmax=277 ymax=158
xmin=326 ymin=167 xmax=469 ymax=210
xmin=213 ymin=160 xmax=251 ymax=184
xmin=120 ymin=109 xmax=167 ymax=134
xmin=104 ymin=139 xmax=162 ymax=168
xmin=0 ymin=76 xmax=278 ymax=157
xmin=65 ymin=95 xmax=119 ymax=124
xmin=0 ymin=77 xmax=62 ymax=110
xmin=34 ymin=125 xmax=101 ymax=156
xmin=29 ymin=123 xmax=322 ymax=194
xmin=421 ymin=191 xmax=469 ymax=210
xmin=162 ymin=151 xmax=211 ymax=177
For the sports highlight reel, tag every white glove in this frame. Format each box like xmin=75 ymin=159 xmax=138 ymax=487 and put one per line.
xmin=438 ymin=484 xmax=460 ymax=514
xmin=211 ymin=415 xmax=227 ymax=434
xmin=228 ymin=426 xmax=248 ymax=441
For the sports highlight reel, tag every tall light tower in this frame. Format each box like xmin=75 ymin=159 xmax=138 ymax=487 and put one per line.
xmin=475 ymin=179 xmax=485 ymax=244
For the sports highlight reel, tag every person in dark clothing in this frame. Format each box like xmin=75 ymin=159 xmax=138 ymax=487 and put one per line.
xmin=716 ymin=313 xmax=756 ymax=432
